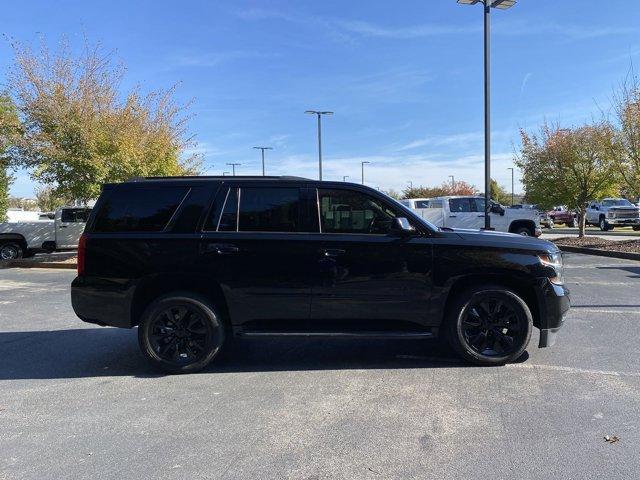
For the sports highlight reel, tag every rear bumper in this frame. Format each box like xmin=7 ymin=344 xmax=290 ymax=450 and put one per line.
xmin=71 ymin=276 xmax=135 ymax=328
xmin=536 ymin=279 xmax=570 ymax=348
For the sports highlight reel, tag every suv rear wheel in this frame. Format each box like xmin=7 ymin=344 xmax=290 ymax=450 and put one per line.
xmin=0 ymin=242 xmax=23 ymax=260
xmin=138 ymin=293 xmax=225 ymax=374
xmin=446 ymin=286 xmax=532 ymax=366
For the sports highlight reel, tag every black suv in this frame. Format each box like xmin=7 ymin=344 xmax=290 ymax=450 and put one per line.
xmin=71 ymin=176 xmax=570 ymax=373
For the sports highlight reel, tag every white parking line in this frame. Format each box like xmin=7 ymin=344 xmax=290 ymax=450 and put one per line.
xmin=508 ymin=363 xmax=640 ymax=378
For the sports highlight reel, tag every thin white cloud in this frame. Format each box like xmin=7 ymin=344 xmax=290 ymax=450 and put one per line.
xmin=520 ymin=72 xmax=532 ymax=93
xmin=168 ymin=50 xmax=281 ymax=68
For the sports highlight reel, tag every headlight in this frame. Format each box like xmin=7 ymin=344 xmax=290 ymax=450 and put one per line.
xmin=538 ymin=252 xmax=564 ymax=285
xmin=607 ymin=212 xmax=615 ymax=218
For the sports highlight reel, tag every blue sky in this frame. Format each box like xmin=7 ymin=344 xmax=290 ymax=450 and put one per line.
xmin=3 ymin=0 xmax=640 ymax=197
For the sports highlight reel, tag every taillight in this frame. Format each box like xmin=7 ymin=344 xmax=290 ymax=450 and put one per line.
xmin=77 ymin=233 xmax=87 ymax=276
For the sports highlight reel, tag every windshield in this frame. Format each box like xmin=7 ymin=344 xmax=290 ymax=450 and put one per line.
xmin=602 ymin=199 xmax=634 ymax=207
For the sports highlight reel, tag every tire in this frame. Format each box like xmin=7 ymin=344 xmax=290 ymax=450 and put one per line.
xmin=568 ymin=218 xmax=577 ymax=228
xmin=445 ymin=285 xmax=533 ymax=366
xmin=547 ymin=221 xmax=554 ymax=229
xmin=513 ymin=226 xmax=533 ymax=236
xmin=633 ymin=226 xmax=640 ymax=232
xmin=599 ymin=216 xmax=610 ymax=231
xmin=0 ymin=242 xmax=24 ymax=260
xmin=138 ymin=293 xmax=226 ymax=374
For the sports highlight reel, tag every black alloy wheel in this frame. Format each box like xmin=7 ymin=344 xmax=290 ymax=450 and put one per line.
xmin=138 ymin=294 xmax=225 ymax=373
xmin=447 ymin=286 xmax=532 ymax=365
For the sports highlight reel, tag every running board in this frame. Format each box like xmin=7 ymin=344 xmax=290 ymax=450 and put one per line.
xmin=237 ymin=331 xmax=435 ymax=339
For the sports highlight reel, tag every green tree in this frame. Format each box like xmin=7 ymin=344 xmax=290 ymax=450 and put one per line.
xmin=6 ymin=39 xmax=200 ymax=204
xmin=610 ymin=71 xmax=640 ymax=200
xmin=0 ymin=95 xmax=20 ymax=222
xmin=34 ymin=185 xmax=69 ymax=212
xmin=490 ymin=179 xmax=510 ymax=205
xmin=516 ymin=122 xmax=619 ymax=237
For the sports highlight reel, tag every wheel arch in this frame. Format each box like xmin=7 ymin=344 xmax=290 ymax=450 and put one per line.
xmin=0 ymin=233 xmax=28 ymax=252
xmin=130 ymin=273 xmax=230 ymax=330
xmin=441 ymin=273 xmax=541 ymax=329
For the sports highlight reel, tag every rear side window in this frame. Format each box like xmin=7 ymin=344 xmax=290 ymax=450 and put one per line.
xmin=449 ymin=198 xmax=471 ymax=212
xmin=415 ymin=201 xmax=430 ymax=208
xmin=93 ymin=187 xmax=188 ymax=232
xmin=239 ymin=188 xmax=300 ymax=232
xmin=61 ymin=208 xmax=92 ymax=223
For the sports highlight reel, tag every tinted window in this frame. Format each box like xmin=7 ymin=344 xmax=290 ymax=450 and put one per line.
xmin=449 ymin=198 xmax=471 ymax=212
xmin=415 ymin=200 xmax=430 ymax=208
xmin=470 ymin=198 xmax=485 ymax=213
xmin=238 ymin=188 xmax=301 ymax=232
xmin=93 ymin=187 xmax=188 ymax=232
xmin=61 ymin=208 xmax=92 ymax=223
xmin=217 ymin=188 xmax=238 ymax=232
xmin=319 ymin=189 xmax=397 ymax=234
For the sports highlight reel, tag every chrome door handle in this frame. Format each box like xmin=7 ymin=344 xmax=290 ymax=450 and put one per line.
xmin=203 ymin=243 xmax=239 ymax=255
xmin=320 ymin=248 xmax=346 ymax=257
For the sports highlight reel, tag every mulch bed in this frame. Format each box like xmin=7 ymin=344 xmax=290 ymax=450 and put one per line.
xmin=552 ymin=237 xmax=640 ymax=254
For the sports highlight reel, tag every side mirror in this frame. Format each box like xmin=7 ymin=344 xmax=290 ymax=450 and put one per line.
xmin=490 ymin=204 xmax=505 ymax=216
xmin=391 ymin=217 xmax=415 ymax=236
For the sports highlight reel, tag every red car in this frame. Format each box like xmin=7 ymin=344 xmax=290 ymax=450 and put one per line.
xmin=547 ymin=206 xmax=577 ymax=227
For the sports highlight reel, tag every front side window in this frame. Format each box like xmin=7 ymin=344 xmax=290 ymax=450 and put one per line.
xmin=61 ymin=208 xmax=92 ymax=223
xmin=318 ymin=189 xmax=398 ymax=235
xmin=415 ymin=200 xmax=430 ymax=208
xmin=238 ymin=187 xmax=301 ymax=232
xmin=449 ymin=198 xmax=471 ymax=213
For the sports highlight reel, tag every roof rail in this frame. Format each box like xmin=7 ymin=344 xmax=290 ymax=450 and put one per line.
xmin=126 ymin=175 xmax=311 ymax=182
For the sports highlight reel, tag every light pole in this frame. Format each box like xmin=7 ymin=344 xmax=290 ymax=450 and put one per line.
xmin=226 ymin=163 xmax=241 ymax=176
xmin=361 ymin=161 xmax=370 ymax=185
xmin=305 ymin=110 xmax=333 ymax=180
xmin=222 ymin=171 xmax=230 ymax=176
xmin=343 ymin=175 xmax=349 ymax=182
xmin=507 ymin=167 xmax=514 ymax=205
xmin=448 ymin=175 xmax=455 ymax=190
xmin=408 ymin=180 xmax=413 ymax=189
xmin=457 ymin=0 xmax=516 ymax=229
xmin=253 ymin=146 xmax=272 ymax=176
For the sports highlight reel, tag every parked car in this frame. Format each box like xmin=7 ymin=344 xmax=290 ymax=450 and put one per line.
xmin=0 ymin=207 xmax=92 ymax=259
xmin=510 ymin=204 xmax=553 ymax=229
xmin=547 ymin=206 xmax=577 ymax=228
xmin=71 ymin=177 xmax=570 ymax=373
xmin=405 ymin=196 xmax=542 ymax=236
xmin=585 ymin=198 xmax=640 ymax=231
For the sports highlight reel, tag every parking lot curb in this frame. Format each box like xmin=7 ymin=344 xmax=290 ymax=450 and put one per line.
xmin=558 ymin=245 xmax=640 ymax=261
xmin=1 ymin=261 xmax=77 ymax=270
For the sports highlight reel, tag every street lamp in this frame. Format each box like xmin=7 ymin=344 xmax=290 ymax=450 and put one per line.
xmin=343 ymin=175 xmax=349 ymax=182
xmin=253 ymin=146 xmax=273 ymax=176
xmin=305 ymin=110 xmax=333 ymax=181
xmin=222 ymin=171 xmax=230 ymax=176
xmin=457 ymin=0 xmax=516 ymax=229
xmin=361 ymin=161 xmax=370 ymax=185
xmin=226 ymin=163 xmax=241 ymax=176
xmin=448 ymin=175 xmax=455 ymax=190
xmin=407 ymin=180 xmax=413 ymax=189
xmin=507 ymin=167 xmax=514 ymax=205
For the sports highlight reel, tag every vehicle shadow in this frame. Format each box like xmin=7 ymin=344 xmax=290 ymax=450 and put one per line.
xmin=596 ymin=266 xmax=640 ymax=278
xmin=0 ymin=328 xmax=494 ymax=380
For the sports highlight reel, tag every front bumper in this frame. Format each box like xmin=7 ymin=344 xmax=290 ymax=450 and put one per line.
xmin=536 ymin=280 xmax=570 ymax=348
xmin=607 ymin=218 xmax=640 ymax=226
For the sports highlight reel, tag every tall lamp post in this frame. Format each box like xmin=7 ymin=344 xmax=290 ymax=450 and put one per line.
xmin=222 ymin=171 xmax=230 ymax=176
xmin=361 ymin=161 xmax=370 ymax=185
xmin=457 ymin=0 xmax=516 ymax=229
xmin=226 ymin=163 xmax=241 ymax=176
xmin=407 ymin=180 xmax=413 ymax=189
xmin=253 ymin=147 xmax=273 ymax=176
xmin=448 ymin=175 xmax=455 ymax=190
xmin=343 ymin=175 xmax=349 ymax=182
xmin=507 ymin=167 xmax=514 ymax=205
xmin=305 ymin=110 xmax=333 ymax=180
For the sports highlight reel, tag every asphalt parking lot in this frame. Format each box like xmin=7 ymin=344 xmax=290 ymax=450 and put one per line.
xmin=1 ymin=253 xmax=639 ymax=480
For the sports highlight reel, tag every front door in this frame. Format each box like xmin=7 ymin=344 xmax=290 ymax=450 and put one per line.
xmin=56 ymin=208 xmax=91 ymax=248
xmin=309 ymin=187 xmax=433 ymax=330
xmin=199 ymin=184 xmax=316 ymax=332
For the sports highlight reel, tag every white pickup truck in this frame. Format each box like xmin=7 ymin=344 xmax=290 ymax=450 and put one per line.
xmin=400 ymin=196 xmax=541 ymax=237
xmin=0 ymin=207 xmax=91 ymax=260
xmin=585 ymin=198 xmax=640 ymax=231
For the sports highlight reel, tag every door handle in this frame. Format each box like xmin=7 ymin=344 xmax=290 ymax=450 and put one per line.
xmin=320 ymin=248 xmax=346 ymax=257
xmin=59 ymin=225 xmax=68 ymax=228
xmin=477 ymin=215 xmax=485 ymax=217
xmin=449 ymin=215 xmax=457 ymax=218
xmin=203 ymin=243 xmax=240 ymax=255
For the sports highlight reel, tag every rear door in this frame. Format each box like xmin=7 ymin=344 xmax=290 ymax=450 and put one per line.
xmin=198 ymin=183 xmax=316 ymax=332
xmin=56 ymin=208 xmax=92 ymax=248
xmin=308 ymin=187 xmax=433 ymax=329
xmin=447 ymin=198 xmax=483 ymax=229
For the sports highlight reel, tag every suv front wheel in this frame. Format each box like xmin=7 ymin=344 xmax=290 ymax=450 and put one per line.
xmin=446 ymin=286 xmax=533 ymax=366
xmin=138 ymin=293 xmax=226 ymax=374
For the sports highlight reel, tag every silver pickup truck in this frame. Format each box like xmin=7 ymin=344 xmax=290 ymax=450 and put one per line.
xmin=0 ymin=207 xmax=91 ymax=259
xmin=585 ymin=198 xmax=640 ymax=231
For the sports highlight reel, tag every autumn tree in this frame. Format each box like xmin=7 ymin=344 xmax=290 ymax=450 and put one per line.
xmin=401 ymin=180 xmax=477 ymax=199
xmin=516 ymin=122 xmax=619 ymax=237
xmin=610 ymin=71 xmax=640 ymax=200
xmin=0 ymin=95 xmax=21 ymax=221
xmin=5 ymin=39 xmax=200 ymax=204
